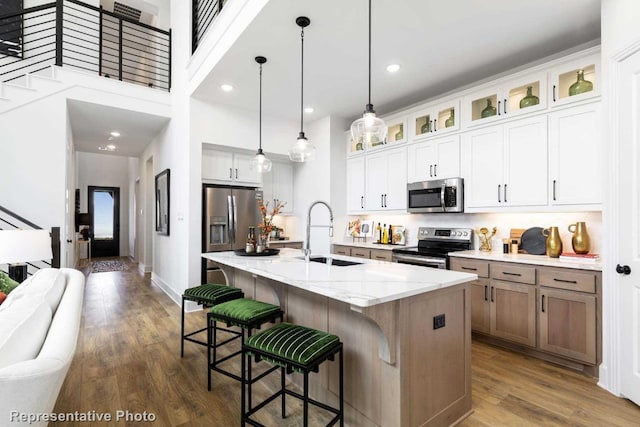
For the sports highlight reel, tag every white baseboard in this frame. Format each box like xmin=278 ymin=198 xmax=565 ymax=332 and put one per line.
xmin=150 ymin=272 xmax=202 ymax=312
xmin=138 ymin=263 xmax=152 ymax=274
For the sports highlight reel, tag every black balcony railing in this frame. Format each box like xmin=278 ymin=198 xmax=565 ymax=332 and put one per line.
xmin=0 ymin=0 xmax=171 ymax=91
xmin=192 ymin=0 xmax=226 ymax=53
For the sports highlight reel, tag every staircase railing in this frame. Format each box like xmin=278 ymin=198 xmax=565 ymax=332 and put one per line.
xmin=192 ymin=0 xmax=226 ymax=53
xmin=0 ymin=0 xmax=171 ymax=91
xmin=0 ymin=205 xmax=61 ymax=277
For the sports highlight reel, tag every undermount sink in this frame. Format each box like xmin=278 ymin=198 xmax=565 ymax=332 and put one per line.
xmin=302 ymin=256 xmax=362 ymax=267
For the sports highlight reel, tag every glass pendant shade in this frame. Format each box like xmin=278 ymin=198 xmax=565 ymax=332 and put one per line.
xmin=351 ymin=110 xmax=387 ymax=148
xmin=251 ymin=148 xmax=272 ymax=173
xmin=288 ymin=132 xmax=316 ymax=162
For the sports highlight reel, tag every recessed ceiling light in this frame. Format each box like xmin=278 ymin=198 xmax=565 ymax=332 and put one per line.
xmin=110 ymin=131 xmax=121 ymax=137
xmin=98 ymin=144 xmax=118 ymax=151
xmin=386 ymin=64 xmax=400 ymax=73
xmin=304 ymin=107 xmax=314 ymax=114
xmin=221 ymin=84 xmax=233 ymax=92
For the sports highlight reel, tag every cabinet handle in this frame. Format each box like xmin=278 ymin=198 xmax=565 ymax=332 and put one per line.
xmin=553 ymin=278 xmax=578 ymax=284
xmin=504 ymin=98 xmax=507 ymax=115
xmin=484 ymin=285 xmax=488 ymax=301
xmin=462 ymin=266 xmax=477 ymax=271
xmin=497 ymin=100 xmax=501 ymax=116
xmin=434 ymin=164 xmax=437 ymax=176
xmin=430 ymin=164 xmax=433 ymax=177
xmin=503 ymin=271 xmax=522 ymax=276
xmin=235 ymin=168 xmax=238 ymax=179
xmin=490 ymin=286 xmax=494 ymax=302
xmin=384 ymin=194 xmax=388 ymax=207
xmin=433 ymin=118 xmax=437 ymax=131
xmin=504 ymin=183 xmax=508 ymax=203
xmin=361 ymin=196 xmax=364 ymax=209
xmin=552 ymin=85 xmax=557 ymax=102
xmin=498 ymin=184 xmax=501 ymax=203
xmin=553 ymin=180 xmax=557 ymax=201
xmin=541 ymin=294 xmax=546 ymax=313
xmin=229 ymin=168 xmax=232 ymax=179
xmin=381 ymin=194 xmax=384 ymax=208
xmin=430 ymin=120 xmax=434 ymax=132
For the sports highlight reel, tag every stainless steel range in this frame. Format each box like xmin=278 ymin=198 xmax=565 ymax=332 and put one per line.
xmin=392 ymin=227 xmax=473 ymax=269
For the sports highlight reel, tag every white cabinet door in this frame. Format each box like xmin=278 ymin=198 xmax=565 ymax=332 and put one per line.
xmin=365 ymin=153 xmax=387 ymax=211
xmin=202 ymin=149 xmax=234 ymax=181
xmin=463 ymin=126 xmax=504 ymax=208
xmin=234 ymin=154 xmax=262 ymax=185
xmin=407 ymin=141 xmax=436 ymax=183
xmin=433 ymin=135 xmax=460 ymax=180
xmin=503 ymin=116 xmax=548 ymax=206
xmin=548 ymin=103 xmax=601 ymax=206
xmin=347 ymin=157 xmax=366 ymax=213
xmin=385 ymin=147 xmax=407 ymax=210
xmin=407 ymin=135 xmax=460 ymax=182
xmin=272 ymin=161 xmax=293 ymax=213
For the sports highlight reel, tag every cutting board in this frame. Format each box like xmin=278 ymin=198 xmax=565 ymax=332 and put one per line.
xmin=520 ymin=227 xmax=547 ymax=255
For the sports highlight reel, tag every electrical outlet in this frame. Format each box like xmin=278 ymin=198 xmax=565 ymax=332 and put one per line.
xmin=433 ymin=314 xmax=445 ymax=330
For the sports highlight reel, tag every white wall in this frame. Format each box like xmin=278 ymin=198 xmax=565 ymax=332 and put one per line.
xmin=76 ymin=151 xmax=134 ymax=257
xmin=128 ymin=157 xmax=139 ymax=260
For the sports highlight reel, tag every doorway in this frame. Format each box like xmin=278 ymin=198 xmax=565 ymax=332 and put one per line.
xmin=89 ymin=186 xmax=120 ymax=257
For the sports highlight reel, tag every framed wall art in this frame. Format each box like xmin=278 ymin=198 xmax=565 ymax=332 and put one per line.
xmin=155 ymin=168 xmax=170 ymax=235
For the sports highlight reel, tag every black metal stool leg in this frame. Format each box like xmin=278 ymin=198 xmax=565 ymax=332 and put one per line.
xmin=281 ymin=367 xmax=286 ymax=418
xmin=241 ymin=341 xmax=246 ymax=427
xmin=180 ymin=297 xmax=185 ymax=357
xmin=246 ymin=328 xmax=252 ymax=411
xmin=207 ymin=315 xmax=212 ymax=391
xmin=303 ymin=371 xmax=309 ymax=427
xmin=339 ymin=347 xmax=344 ymax=427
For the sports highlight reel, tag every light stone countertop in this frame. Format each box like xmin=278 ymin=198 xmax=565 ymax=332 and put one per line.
xmin=203 ymin=248 xmax=477 ymax=308
xmin=332 ymin=240 xmax=403 ymax=251
xmin=449 ymin=250 xmax=602 ymax=271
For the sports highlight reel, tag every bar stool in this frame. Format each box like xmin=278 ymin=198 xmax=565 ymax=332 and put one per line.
xmin=181 ymin=283 xmax=244 ymax=357
xmin=241 ymin=322 xmax=344 ymax=427
xmin=207 ymin=298 xmax=284 ymax=392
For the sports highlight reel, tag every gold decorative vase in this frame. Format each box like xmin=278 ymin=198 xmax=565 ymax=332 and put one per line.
xmin=568 ymin=222 xmax=590 ymax=254
xmin=542 ymin=227 xmax=563 ymax=258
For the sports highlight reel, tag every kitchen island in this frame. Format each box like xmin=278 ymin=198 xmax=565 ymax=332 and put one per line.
xmin=202 ymin=249 xmax=477 ymax=426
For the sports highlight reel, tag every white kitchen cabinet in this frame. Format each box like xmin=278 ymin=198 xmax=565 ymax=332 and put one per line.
xmin=202 ymin=149 xmax=262 ymax=186
xmin=365 ymin=146 xmax=407 ymax=211
xmin=407 ymin=135 xmax=460 ymax=183
xmin=346 ymin=156 xmax=366 ymax=213
xmin=409 ymin=99 xmax=459 ymax=141
xmin=549 ymin=53 xmax=600 ymax=108
xmin=463 ymin=116 xmax=547 ymax=209
xmin=463 ymin=71 xmax=547 ymax=127
xmin=548 ymin=103 xmax=601 ymax=206
xmin=261 ymin=160 xmax=293 ymax=214
xmin=380 ymin=114 xmax=407 ymax=146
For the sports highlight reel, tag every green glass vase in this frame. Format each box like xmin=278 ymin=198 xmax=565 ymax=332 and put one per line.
xmin=395 ymin=124 xmax=403 ymax=141
xmin=445 ymin=109 xmax=455 ymax=128
xmin=569 ymin=70 xmax=593 ymax=96
xmin=519 ymin=86 xmax=539 ymax=109
xmin=420 ymin=118 xmax=430 ymax=134
xmin=480 ymin=99 xmax=496 ymax=118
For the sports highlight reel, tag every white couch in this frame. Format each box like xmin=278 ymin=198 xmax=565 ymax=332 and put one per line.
xmin=0 ymin=268 xmax=85 ymax=427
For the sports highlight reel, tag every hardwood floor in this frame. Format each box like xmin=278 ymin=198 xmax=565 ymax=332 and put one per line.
xmin=52 ymin=258 xmax=640 ymax=426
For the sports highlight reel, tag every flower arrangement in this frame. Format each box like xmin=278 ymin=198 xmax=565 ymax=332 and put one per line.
xmin=257 ymin=199 xmax=286 ymax=238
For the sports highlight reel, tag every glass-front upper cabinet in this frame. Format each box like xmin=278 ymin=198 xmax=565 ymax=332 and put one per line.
xmin=409 ymin=99 xmax=460 ymax=141
xmin=463 ymin=72 xmax=547 ymax=127
xmin=549 ymin=52 xmax=599 ymax=107
xmin=380 ymin=114 xmax=407 ymax=147
xmin=346 ymin=130 xmax=364 ymax=156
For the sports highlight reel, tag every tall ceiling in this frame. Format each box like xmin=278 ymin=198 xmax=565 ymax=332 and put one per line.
xmin=192 ymin=0 xmax=601 ymax=122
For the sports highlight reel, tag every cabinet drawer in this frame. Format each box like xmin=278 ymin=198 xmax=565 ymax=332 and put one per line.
xmin=370 ymin=249 xmax=392 ymax=262
xmin=351 ymin=248 xmax=371 ymax=259
xmin=450 ymin=258 xmax=489 ymax=278
xmin=491 ymin=263 xmax=536 ymax=284
xmin=268 ymin=242 xmax=286 ymax=248
xmin=538 ymin=268 xmax=597 ymax=293
xmin=285 ymin=242 xmax=303 ymax=249
xmin=333 ymin=245 xmax=351 ymax=256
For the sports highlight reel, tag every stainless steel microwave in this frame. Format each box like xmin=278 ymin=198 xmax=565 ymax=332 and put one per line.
xmin=407 ymin=178 xmax=464 ymax=213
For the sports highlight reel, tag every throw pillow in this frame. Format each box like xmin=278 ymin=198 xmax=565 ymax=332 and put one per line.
xmin=0 ymin=292 xmax=6 ymax=304
xmin=0 ymin=271 xmax=19 ymax=294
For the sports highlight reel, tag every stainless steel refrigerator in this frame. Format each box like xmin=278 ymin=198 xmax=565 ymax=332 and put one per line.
xmin=202 ymin=184 xmax=262 ymax=284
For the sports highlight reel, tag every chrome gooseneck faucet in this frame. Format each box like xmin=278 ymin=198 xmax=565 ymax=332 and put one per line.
xmin=303 ymin=201 xmax=334 ymax=262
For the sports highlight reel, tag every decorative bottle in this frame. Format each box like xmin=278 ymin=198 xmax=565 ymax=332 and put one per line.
xmin=519 ymin=86 xmax=539 ymax=109
xmin=388 ymin=224 xmax=393 ymax=244
xmin=445 ymin=109 xmax=455 ymax=128
xmin=382 ymin=224 xmax=388 ymax=244
xmin=376 ymin=222 xmax=382 ymax=243
xmin=568 ymin=222 xmax=590 ymax=254
xmin=569 ymin=70 xmax=593 ymax=96
xmin=480 ymin=99 xmax=497 ymax=118
xmin=246 ymin=227 xmax=256 ymax=253
xmin=420 ymin=118 xmax=430 ymax=134
xmin=542 ymin=226 xmax=563 ymax=258
xmin=395 ymin=124 xmax=403 ymax=141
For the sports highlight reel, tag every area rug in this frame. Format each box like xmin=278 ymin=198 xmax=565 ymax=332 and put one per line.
xmin=91 ymin=260 xmax=128 ymax=273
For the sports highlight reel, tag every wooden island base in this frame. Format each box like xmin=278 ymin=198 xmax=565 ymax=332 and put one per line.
xmin=223 ymin=266 xmax=472 ymax=427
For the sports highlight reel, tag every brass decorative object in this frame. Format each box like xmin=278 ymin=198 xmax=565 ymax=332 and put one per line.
xmin=477 ymin=227 xmax=497 ymax=252
xmin=542 ymin=226 xmax=563 ymax=258
xmin=568 ymin=221 xmax=590 ymax=254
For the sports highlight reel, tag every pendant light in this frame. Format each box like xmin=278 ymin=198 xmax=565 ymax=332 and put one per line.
xmin=250 ymin=56 xmax=272 ymax=173
xmin=350 ymin=0 xmax=387 ymax=147
xmin=288 ymin=16 xmax=316 ymax=162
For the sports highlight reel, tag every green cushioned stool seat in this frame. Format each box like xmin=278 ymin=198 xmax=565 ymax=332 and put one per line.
xmin=241 ymin=322 xmax=344 ymax=427
xmin=181 ymin=283 xmax=244 ymax=358
xmin=207 ymin=298 xmax=284 ymax=392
